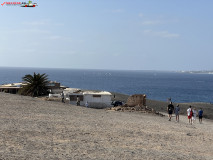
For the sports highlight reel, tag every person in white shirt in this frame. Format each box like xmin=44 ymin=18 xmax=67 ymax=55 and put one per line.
xmin=187 ymin=106 xmax=193 ymax=124
xmin=192 ymin=108 xmax=197 ymax=123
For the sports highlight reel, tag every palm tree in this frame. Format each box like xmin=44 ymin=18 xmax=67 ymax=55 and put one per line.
xmin=19 ymin=73 xmax=49 ymax=97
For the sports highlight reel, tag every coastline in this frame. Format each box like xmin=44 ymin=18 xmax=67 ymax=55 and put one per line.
xmin=1 ymin=68 xmax=213 ymax=103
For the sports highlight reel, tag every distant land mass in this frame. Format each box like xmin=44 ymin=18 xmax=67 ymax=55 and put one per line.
xmin=178 ymin=70 xmax=213 ymax=74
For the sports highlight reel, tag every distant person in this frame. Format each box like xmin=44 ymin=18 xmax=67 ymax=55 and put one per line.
xmin=76 ymin=96 xmax=80 ymax=106
xmin=187 ymin=106 xmax=193 ymax=124
xmin=198 ymin=108 xmax=203 ymax=123
xmin=192 ymin=108 xmax=197 ymax=123
xmin=143 ymin=94 xmax=147 ymax=106
xmin=174 ymin=104 xmax=180 ymax=122
xmin=85 ymin=101 xmax=89 ymax=108
xmin=168 ymin=97 xmax=172 ymax=103
xmin=61 ymin=91 xmax=65 ymax=103
xmin=167 ymin=102 xmax=174 ymax=121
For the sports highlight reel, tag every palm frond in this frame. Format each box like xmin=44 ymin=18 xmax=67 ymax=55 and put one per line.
xmin=19 ymin=72 xmax=49 ymax=97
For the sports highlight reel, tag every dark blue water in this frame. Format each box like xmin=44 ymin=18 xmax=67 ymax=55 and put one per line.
xmin=1 ymin=67 xmax=213 ymax=103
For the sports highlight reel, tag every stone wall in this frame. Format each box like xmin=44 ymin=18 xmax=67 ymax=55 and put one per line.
xmin=126 ymin=94 xmax=146 ymax=107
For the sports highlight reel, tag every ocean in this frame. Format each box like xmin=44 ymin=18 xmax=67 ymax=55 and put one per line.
xmin=0 ymin=67 xmax=213 ymax=103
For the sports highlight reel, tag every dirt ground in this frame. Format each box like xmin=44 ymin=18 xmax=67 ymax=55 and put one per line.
xmin=0 ymin=93 xmax=213 ymax=160
xmin=112 ymin=92 xmax=213 ymax=120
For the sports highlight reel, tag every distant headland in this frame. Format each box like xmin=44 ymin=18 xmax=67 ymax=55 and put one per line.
xmin=178 ymin=70 xmax=213 ymax=74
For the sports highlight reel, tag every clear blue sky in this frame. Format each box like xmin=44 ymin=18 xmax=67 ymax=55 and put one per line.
xmin=1 ymin=0 xmax=213 ymax=71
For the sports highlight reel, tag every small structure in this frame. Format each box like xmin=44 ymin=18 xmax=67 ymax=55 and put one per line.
xmin=126 ymin=94 xmax=146 ymax=107
xmin=0 ymin=81 xmax=66 ymax=95
xmin=49 ymin=88 xmax=81 ymax=99
xmin=69 ymin=91 xmax=112 ymax=108
xmin=47 ymin=81 xmax=67 ymax=94
xmin=0 ymin=83 xmax=24 ymax=94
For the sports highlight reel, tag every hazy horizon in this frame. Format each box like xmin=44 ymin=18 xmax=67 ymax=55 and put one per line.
xmin=1 ymin=0 xmax=213 ymax=71
xmin=1 ymin=65 xmax=212 ymax=72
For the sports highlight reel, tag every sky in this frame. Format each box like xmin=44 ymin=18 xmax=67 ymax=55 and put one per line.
xmin=0 ymin=0 xmax=213 ymax=71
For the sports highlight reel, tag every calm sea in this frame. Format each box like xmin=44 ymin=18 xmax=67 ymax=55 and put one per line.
xmin=0 ymin=67 xmax=213 ymax=103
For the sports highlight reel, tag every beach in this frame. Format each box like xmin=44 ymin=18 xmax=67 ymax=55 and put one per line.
xmin=0 ymin=92 xmax=213 ymax=159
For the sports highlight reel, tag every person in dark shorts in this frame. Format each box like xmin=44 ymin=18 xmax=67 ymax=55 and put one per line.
xmin=167 ymin=102 xmax=174 ymax=121
xmin=198 ymin=108 xmax=203 ymax=123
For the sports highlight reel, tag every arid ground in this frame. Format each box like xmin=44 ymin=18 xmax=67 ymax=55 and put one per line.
xmin=0 ymin=93 xmax=212 ymax=159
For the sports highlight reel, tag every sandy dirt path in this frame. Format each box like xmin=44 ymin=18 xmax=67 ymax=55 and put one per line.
xmin=0 ymin=93 xmax=212 ymax=160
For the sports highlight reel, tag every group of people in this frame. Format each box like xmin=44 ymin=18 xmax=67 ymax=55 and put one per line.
xmin=167 ymin=102 xmax=203 ymax=124
xmin=187 ymin=106 xmax=203 ymax=124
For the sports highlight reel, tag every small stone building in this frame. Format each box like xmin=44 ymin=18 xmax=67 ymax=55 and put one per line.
xmin=126 ymin=94 xmax=146 ymax=107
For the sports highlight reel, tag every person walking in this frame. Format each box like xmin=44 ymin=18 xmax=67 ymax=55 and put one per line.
xmin=198 ymin=108 xmax=203 ymax=123
xmin=174 ymin=104 xmax=180 ymax=122
xmin=187 ymin=106 xmax=193 ymax=124
xmin=76 ymin=96 xmax=80 ymax=106
xmin=85 ymin=101 xmax=89 ymax=108
xmin=61 ymin=91 xmax=65 ymax=103
xmin=167 ymin=102 xmax=174 ymax=121
xmin=168 ymin=97 xmax=172 ymax=103
xmin=192 ymin=108 xmax=197 ymax=123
